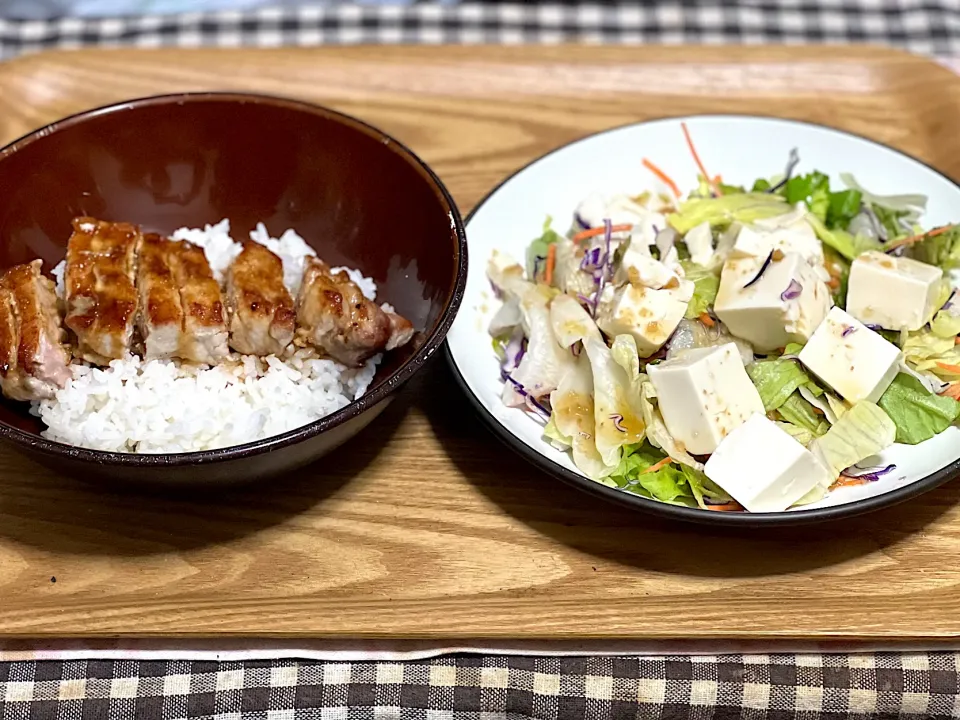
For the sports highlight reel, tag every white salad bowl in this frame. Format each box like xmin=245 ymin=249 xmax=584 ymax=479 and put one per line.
xmin=447 ymin=114 xmax=960 ymax=526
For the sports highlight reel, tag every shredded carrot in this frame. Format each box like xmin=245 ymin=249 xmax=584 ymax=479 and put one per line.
xmin=940 ymin=383 xmax=960 ymax=400
xmin=705 ymin=502 xmax=744 ymax=512
xmin=572 ymin=223 xmax=634 ymax=244
xmin=886 ymin=224 xmax=956 ymax=251
xmin=826 ymin=277 xmax=840 ymax=290
xmin=544 ymin=243 xmax=557 ymax=285
xmin=955 ymin=336 xmax=960 ymax=345
xmin=641 ymin=158 xmax=682 ymax=199
xmin=937 ymin=362 xmax=960 ymax=374
xmin=642 ymin=457 xmax=672 ymax=475
xmin=831 ymin=475 xmax=871 ymax=490
xmin=681 ymin=121 xmax=720 ymax=196
xmin=698 ymin=312 xmax=715 ymax=327
xmin=812 ymin=406 xmax=824 ymax=415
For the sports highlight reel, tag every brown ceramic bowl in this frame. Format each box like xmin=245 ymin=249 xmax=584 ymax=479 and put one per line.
xmin=0 ymin=92 xmax=466 ymax=485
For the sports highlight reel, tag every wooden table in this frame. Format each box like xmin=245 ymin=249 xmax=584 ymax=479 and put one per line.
xmin=0 ymin=44 xmax=959 ymax=643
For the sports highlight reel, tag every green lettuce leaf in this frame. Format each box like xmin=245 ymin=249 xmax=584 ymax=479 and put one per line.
xmin=667 ymin=193 xmax=790 ymax=234
xmin=877 ymin=373 xmax=960 ymax=445
xmin=806 ymin=213 xmax=883 ymax=261
xmin=609 ymin=443 xmax=693 ymax=505
xmin=776 ymin=421 xmax=815 ymax=446
xmin=679 ymin=464 xmax=733 ymax=509
xmin=808 ymin=402 xmax=896 ymax=479
xmin=902 ymin=325 xmax=960 ymax=379
xmin=679 ymin=261 xmax=721 ymax=319
xmin=778 ymin=393 xmax=829 ymax=436
xmin=931 ymin=308 xmax=960 ymax=339
xmin=746 ymin=358 xmax=813 ymax=412
xmin=872 ymin=204 xmax=914 ymax=241
xmin=543 ymin=413 xmax=572 ymax=449
xmin=526 ymin=216 xmax=563 ymax=280
xmin=908 ymin=227 xmax=960 ymax=271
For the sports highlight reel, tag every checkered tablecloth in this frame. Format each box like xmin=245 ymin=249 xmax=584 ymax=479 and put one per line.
xmin=3 ymin=653 xmax=960 ymax=719
xmin=2 ymin=1 xmax=960 ymax=718
xmin=1 ymin=0 xmax=960 ymax=60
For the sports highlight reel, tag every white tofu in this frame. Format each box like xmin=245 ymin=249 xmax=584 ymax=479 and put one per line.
xmin=846 ymin=251 xmax=944 ymax=331
xmin=616 ymin=241 xmax=681 ymax=290
xmin=798 ymin=307 xmax=902 ymax=403
xmin=704 ymin=413 xmax=832 ymax=513
xmin=684 ymin=222 xmax=714 ymax=267
xmin=713 ymin=251 xmax=832 ymax=351
xmin=730 ymin=213 xmax=824 ymax=267
xmin=647 ymin=343 xmax=764 ymax=454
xmin=596 ymin=280 xmax=693 ymax=357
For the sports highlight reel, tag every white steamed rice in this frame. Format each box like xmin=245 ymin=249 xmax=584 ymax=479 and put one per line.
xmin=34 ymin=220 xmax=382 ymax=454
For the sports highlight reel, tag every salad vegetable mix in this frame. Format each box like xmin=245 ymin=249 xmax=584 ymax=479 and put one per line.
xmin=487 ymin=123 xmax=960 ymax=513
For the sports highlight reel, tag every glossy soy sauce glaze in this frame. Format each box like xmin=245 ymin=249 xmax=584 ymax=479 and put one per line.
xmin=0 ymin=93 xmax=467 ymax=483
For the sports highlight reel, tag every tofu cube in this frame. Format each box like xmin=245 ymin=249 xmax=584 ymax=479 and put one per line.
xmin=704 ymin=413 xmax=832 ymax=513
xmin=647 ymin=343 xmax=764 ymax=454
xmin=596 ymin=280 xmax=693 ymax=358
xmin=616 ymin=241 xmax=680 ymax=290
xmin=714 ymin=251 xmax=832 ymax=351
xmin=798 ymin=307 xmax=902 ymax=403
xmin=846 ymin=251 xmax=944 ymax=331
xmin=683 ymin=222 xmax=714 ymax=267
xmin=730 ymin=214 xmax=824 ymax=266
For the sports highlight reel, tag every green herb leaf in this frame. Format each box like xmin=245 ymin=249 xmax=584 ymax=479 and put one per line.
xmin=826 ymin=189 xmax=863 ymax=230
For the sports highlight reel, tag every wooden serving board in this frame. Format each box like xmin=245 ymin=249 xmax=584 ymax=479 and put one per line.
xmin=0 ymin=45 xmax=959 ymax=640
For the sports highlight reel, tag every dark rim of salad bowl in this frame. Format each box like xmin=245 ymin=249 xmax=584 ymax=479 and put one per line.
xmin=0 ymin=91 xmax=468 ymax=466
xmin=447 ymin=112 xmax=960 ymax=527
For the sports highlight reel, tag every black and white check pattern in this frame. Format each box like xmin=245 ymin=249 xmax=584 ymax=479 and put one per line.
xmin=1 ymin=1 xmax=960 ymax=61
xmin=0 ymin=653 xmax=958 ymax=719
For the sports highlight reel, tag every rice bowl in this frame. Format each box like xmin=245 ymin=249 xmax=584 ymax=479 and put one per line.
xmin=31 ymin=220 xmax=384 ymax=454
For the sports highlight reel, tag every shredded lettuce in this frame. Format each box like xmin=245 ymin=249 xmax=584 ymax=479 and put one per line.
xmin=609 ymin=443 xmax=691 ymax=504
xmin=667 ymin=193 xmax=790 ymax=234
xmin=805 ymin=213 xmax=883 ymax=261
xmin=902 ymin=325 xmax=960 ymax=379
xmin=680 ymin=261 xmax=721 ymax=319
xmin=778 ymin=393 xmax=830 ymax=436
xmin=878 ymin=373 xmax=960 ymax=445
xmin=909 ymin=226 xmax=960 ymax=271
xmin=808 ymin=402 xmax=896 ymax=480
xmin=931 ymin=308 xmax=960 ymax=339
xmin=871 ymin=205 xmax=915 ymax=240
xmin=746 ymin=358 xmax=814 ymax=413
xmin=609 ymin=442 xmax=729 ymax=508
xmin=776 ymin=421 xmax=815 ymax=446
xmin=839 ymin=173 xmax=926 ymax=219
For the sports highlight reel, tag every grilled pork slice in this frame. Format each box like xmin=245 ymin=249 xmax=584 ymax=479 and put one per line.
xmin=168 ymin=240 xmax=229 ymax=364
xmin=296 ymin=257 xmax=414 ymax=367
xmin=136 ymin=234 xmax=183 ymax=360
xmin=64 ymin=217 xmax=140 ymax=365
xmin=225 ymin=241 xmax=295 ymax=356
xmin=0 ymin=261 xmax=71 ymax=401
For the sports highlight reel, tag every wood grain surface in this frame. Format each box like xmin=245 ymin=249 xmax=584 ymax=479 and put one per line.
xmin=0 ymin=45 xmax=959 ymax=640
